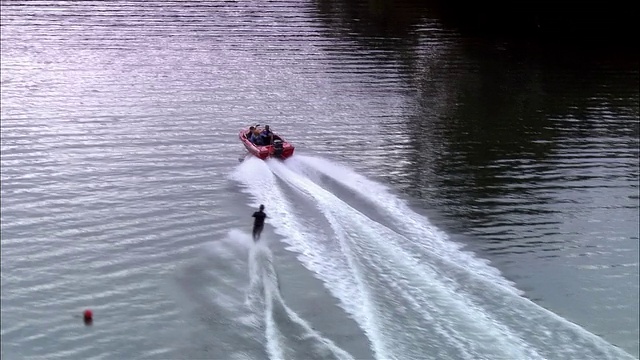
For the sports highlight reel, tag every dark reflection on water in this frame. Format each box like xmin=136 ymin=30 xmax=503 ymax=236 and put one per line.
xmin=314 ymin=0 xmax=639 ymax=355
xmin=315 ymin=0 xmax=429 ymax=37
xmin=314 ymin=0 xmax=639 ymax=231
xmin=317 ymin=0 xmax=640 ymax=50
xmin=409 ymin=47 xmax=639 ymax=231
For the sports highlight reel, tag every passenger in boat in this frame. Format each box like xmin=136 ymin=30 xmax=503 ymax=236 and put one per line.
xmin=246 ymin=126 xmax=255 ymax=140
xmin=260 ymin=125 xmax=273 ymax=146
xmin=250 ymin=128 xmax=263 ymax=145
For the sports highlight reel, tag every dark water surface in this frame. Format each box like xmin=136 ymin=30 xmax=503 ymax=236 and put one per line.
xmin=1 ymin=1 xmax=638 ymax=359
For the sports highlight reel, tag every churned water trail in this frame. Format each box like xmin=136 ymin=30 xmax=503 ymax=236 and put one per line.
xmin=175 ymin=229 xmax=354 ymax=360
xmin=286 ymin=154 xmax=521 ymax=294
xmin=232 ymin=155 xmax=635 ymax=360
xmin=248 ymin=240 xmax=355 ymax=360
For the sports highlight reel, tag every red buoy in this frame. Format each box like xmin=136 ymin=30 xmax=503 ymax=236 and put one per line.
xmin=83 ymin=309 xmax=93 ymax=325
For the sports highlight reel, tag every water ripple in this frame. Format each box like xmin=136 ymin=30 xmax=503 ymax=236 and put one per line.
xmin=2 ymin=0 xmax=638 ymax=358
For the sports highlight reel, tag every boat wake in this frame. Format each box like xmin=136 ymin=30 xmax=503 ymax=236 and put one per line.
xmin=247 ymin=239 xmax=354 ymax=360
xmin=174 ymin=229 xmax=353 ymax=360
xmin=230 ymin=154 xmax=635 ymax=360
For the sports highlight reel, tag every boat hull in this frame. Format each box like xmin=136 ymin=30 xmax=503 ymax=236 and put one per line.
xmin=239 ymin=129 xmax=295 ymax=160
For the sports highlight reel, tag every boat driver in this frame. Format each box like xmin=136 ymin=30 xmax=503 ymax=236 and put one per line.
xmin=260 ymin=125 xmax=273 ymax=146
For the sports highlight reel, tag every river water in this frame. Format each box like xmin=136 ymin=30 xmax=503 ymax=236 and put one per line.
xmin=1 ymin=1 xmax=638 ymax=359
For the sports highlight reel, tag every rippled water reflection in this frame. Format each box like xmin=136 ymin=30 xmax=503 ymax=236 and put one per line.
xmin=1 ymin=0 xmax=638 ymax=358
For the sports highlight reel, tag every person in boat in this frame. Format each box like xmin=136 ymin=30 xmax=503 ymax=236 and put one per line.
xmin=247 ymin=126 xmax=255 ymax=139
xmin=252 ymin=204 xmax=267 ymax=242
xmin=250 ymin=128 xmax=264 ymax=145
xmin=260 ymin=125 xmax=273 ymax=146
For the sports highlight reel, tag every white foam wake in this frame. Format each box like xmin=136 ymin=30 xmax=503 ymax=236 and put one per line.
xmin=287 ymin=154 xmax=520 ymax=294
xmin=230 ymin=155 xmax=635 ymax=360
xmin=267 ymin=158 xmax=537 ymax=359
xmin=231 ymin=162 xmax=355 ymax=360
xmin=249 ymin=240 xmax=355 ymax=360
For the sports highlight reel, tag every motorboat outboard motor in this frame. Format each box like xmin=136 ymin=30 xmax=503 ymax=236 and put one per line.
xmin=273 ymin=139 xmax=284 ymax=158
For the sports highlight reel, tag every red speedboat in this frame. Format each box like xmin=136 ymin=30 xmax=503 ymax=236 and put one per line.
xmin=239 ymin=127 xmax=295 ymax=160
